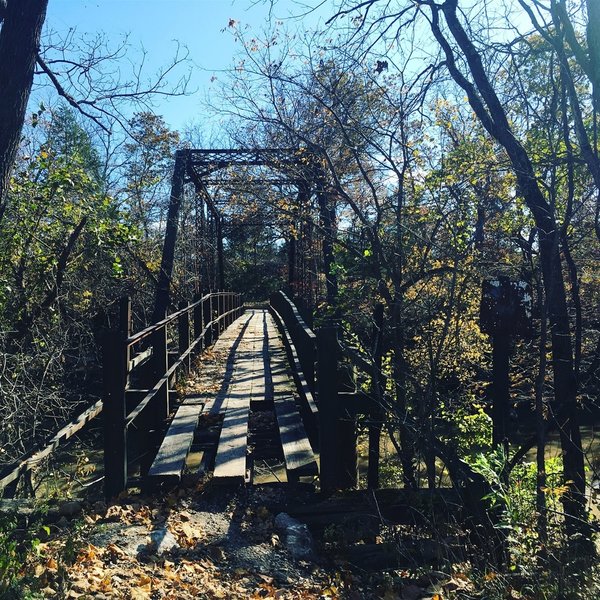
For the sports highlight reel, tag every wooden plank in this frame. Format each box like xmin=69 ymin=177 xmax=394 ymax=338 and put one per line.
xmin=273 ymin=395 xmax=318 ymax=478
xmin=286 ymin=488 xmax=464 ymax=526
xmin=181 ymin=393 xmax=208 ymax=407
xmin=147 ymin=404 xmax=203 ymax=481
xmin=269 ymin=307 xmax=319 ymax=423
xmin=208 ymin=312 xmax=253 ymax=415
xmin=265 ymin=313 xmax=317 ymax=478
xmin=212 ymin=311 xmax=263 ymax=484
xmin=129 ymin=346 xmax=153 ymax=370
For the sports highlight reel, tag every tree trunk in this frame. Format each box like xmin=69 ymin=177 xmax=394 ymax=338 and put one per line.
xmin=391 ymin=297 xmax=418 ymax=489
xmin=316 ymin=178 xmax=338 ymax=310
xmin=0 ymin=0 xmax=49 ymax=210
xmin=153 ymin=149 xmax=185 ymax=322
xmin=433 ymin=0 xmax=588 ymax=539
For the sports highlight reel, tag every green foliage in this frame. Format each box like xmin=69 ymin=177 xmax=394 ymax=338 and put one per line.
xmin=0 ymin=515 xmax=21 ymax=591
xmin=0 ymin=513 xmax=46 ymax=598
xmin=470 ymin=449 xmax=575 ymax=578
xmin=0 ymin=106 xmax=140 ymax=463
xmin=445 ymin=402 xmax=493 ymax=459
xmin=2 ymin=107 xmax=138 ymax=327
xmin=123 ymin=111 xmax=180 ymax=233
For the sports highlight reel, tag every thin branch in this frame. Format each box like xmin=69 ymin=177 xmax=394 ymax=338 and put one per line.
xmin=36 ymin=53 xmax=110 ymax=133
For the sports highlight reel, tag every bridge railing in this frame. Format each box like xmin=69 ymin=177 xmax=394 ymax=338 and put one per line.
xmin=270 ymin=291 xmax=384 ymax=494
xmin=103 ymin=291 xmax=243 ymax=498
xmin=270 ymin=291 xmax=316 ymax=391
xmin=269 ymin=291 xmax=319 ymax=442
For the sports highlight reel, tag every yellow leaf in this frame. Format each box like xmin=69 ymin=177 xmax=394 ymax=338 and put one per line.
xmin=130 ymin=588 xmax=151 ymax=600
xmin=136 ymin=574 xmax=152 ymax=591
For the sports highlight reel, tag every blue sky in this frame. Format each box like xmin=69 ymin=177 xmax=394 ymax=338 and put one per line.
xmin=43 ymin=0 xmax=329 ymax=134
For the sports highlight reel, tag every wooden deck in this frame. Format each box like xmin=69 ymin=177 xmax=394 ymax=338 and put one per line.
xmin=147 ymin=308 xmax=317 ymax=486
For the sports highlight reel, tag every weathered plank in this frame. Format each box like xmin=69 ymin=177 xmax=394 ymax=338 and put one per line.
xmin=269 ymin=306 xmax=319 ymax=439
xmin=144 ymin=311 xmax=252 ymax=484
xmin=266 ymin=318 xmax=317 ymax=478
xmin=286 ymin=488 xmax=464 ymax=526
xmin=212 ymin=311 xmax=264 ymax=484
xmin=147 ymin=404 xmax=203 ymax=481
xmin=273 ymin=395 xmax=318 ymax=478
xmin=209 ymin=312 xmax=253 ymax=415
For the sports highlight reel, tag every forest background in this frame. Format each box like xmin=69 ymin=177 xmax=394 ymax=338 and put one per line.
xmin=0 ymin=0 xmax=599 ymax=597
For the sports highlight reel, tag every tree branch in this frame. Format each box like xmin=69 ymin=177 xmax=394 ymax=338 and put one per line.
xmin=36 ymin=52 xmax=110 ymax=133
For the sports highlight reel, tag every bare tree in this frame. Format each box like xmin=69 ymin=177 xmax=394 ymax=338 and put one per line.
xmin=326 ymin=0 xmax=593 ymax=543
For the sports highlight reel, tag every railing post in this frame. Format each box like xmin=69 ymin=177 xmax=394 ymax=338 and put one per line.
xmin=221 ymin=292 xmax=226 ymax=331
xmin=103 ymin=296 xmax=130 ymax=499
xmin=226 ymin=293 xmax=232 ymax=327
xmin=193 ymin=292 xmax=203 ymax=352
xmin=217 ymin=292 xmax=223 ymax=333
xmin=307 ymin=334 xmax=316 ymax=393
xmin=203 ymin=294 xmax=213 ymax=347
xmin=135 ymin=322 xmax=168 ymax=476
xmin=317 ymin=325 xmax=339 ymax=495
xmin=211 ymin=294 xmax=220 ymax=341
xmin=153 ymin=324 xmax=169 ymax=419
xmin=317 ymin=324 xmax=357 ymax=494
xmin=178 ymin=300 xmax=191 ymax=372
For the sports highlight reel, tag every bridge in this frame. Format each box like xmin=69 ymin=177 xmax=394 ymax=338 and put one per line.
xmin=0 ymin=147 xmax=503 ymax=564
xmin=101 ymin=288 xmax=376 ymax=498
xmin=0 ymin=147 xmax=369 ymax=501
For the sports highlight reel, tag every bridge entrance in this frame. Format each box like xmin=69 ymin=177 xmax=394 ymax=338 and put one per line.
xmin=153 ymin=148 xmax=338 ymax=323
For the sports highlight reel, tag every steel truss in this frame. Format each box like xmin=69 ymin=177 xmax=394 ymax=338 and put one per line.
xmin=153 ymin=148 xmax=333 ymax=321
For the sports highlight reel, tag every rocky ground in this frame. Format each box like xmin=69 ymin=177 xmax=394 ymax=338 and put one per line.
xmin=22 ymin=478 xmax=472 ymax=600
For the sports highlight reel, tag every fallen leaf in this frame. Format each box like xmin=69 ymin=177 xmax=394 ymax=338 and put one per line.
xmin=76 ymin=544 xmax=99 ymax=565
xmin=130 ymin=588 xmax=151 ymax=600
xmin=34 ymin=564 xmax=45 ymax=578
xmin=136 ymin=573 xmax=152 ymax=591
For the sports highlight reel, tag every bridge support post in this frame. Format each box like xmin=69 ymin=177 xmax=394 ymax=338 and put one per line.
xmin=318 ymin=325 xmax=356 ymax=493
xmin=178 ymin=300 xmax=191 ymax=372
xmin=153 ymin=150 xmax=186 ymax=323
xmin=103 ymin=297 xmax=130 ymax=500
